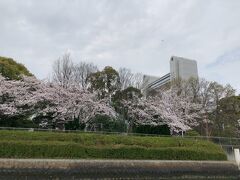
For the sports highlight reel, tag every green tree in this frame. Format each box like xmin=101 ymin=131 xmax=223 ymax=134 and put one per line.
xmin=112 ymin=86 xmax=143 ymax=133
xmin=112 ymin=86 xmax=142 ymax=103
xmin=212 ymin=96 xmax=240 ymax=137
xmin=88 ymin=66 xmax=121 ymax=99
xmin=0 ymin=56 xmax=33 ymax=80
xmin=209 ymin=82 xmax=236 ymax=136
xmin=0 ymin=114 xmax=38 ymax=128
xmin=86 ymin=115 xmax=126 ymax=132
xmin=133 ymin=124 xmax=170 ymax=135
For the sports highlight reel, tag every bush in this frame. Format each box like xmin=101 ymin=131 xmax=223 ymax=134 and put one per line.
xmin=133 ymin=124 xmax=170 ymax=135
xmin=87 ymin=115 xmax=127 ymax=132
xmin=65 ymin=118 xmax=86 ymax=130
xmin=185 ymin=130 xmax=200 ymax=137
xmin=0 ymin=116 xmax=38 ymax=128
xmin=0 ymin=141 xmax=226 ymax=160
xmin=0 ymin=130 xmax=227 ymax=160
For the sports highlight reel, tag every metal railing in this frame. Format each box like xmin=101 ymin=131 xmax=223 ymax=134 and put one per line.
xmin=0 ymin=126 xmax=240 ymax=147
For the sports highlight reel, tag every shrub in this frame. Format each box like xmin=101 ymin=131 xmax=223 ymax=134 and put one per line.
xmin=133 ymin=124 xmax=170 ymax=135
xmin=0 ymin=141 xmax=226 ymax=160
xmin=185 ymin=130 xmax=200 ymax=137
xmin=0 ymin=115 xmax=38 ymax=128
xmin=87 ymin=115 xmax=127 ymax=132
xmin=65 ymin=118 xmax=86 ymax=130
xmin=0 ymin=130 xmax=227 ymax=160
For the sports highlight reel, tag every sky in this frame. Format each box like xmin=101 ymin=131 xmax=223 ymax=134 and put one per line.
xmin=0 ymin=0 xmax=240 ymax=92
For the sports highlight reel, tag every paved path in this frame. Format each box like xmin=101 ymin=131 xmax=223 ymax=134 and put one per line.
xmin=0 ymin=159 xmax=239 ymax=179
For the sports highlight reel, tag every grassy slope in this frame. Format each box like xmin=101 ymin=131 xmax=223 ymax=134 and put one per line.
xmin=0 ymin=130 xmax=227 ymax=160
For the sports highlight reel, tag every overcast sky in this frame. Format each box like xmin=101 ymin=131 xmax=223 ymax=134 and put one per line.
xmin=0 ymin=0 xmax=240 ymax=91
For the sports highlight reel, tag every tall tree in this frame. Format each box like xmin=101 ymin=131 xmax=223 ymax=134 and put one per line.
xmin=171 ymin=78 xmax=236 ymax=136
xmin=112 ymin=85 xmax=201 ymax=133
xmin=88 ymin=66 xmax=121 ymax=99
xmin=52 ymin=53 xmax=98 ymax=89
xmin=118 ymin=68 xmax=134 ymax=90
xmin=73 ymin=62 xmax=98 ymax=89
xmin=0 ymin=75 xmax=116 ymax=129
xmin=209 ymin=82 xmax=236 ymax=136
xmin=132 ymin=73 xmax=144 ymax=89
xmin=52 ymin=53 xmax=74 ymax=88
xmin=215 ymin=96 xmax=240 ymax=137
xmin=118 ymin=67 xmax=144 ymax=90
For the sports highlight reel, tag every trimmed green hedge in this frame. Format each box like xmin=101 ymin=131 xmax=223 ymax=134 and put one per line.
xmin=0 ymin=130 xmax=227 ymax=160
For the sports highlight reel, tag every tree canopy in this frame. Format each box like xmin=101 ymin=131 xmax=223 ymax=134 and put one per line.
xmin=0 ymin=56 xmax=33 ymax=80
xmin=212 ymin=96 xmax=240 ymax=137
xmin=0 ymin=53 xmax=238 ymax=136
xmin=87 ymin=66 xmax=121 ymax=99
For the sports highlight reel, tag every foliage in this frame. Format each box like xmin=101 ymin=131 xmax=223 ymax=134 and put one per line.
xmin=112 ymin=86 xmax=156 ymax=133
xmin=112 ymin=86 xmax=142 ymax=103
xmin=87 ymin=115 xmax=127 ymax=132
xmin=0 ymin=55 xmax=238 ymax=136
xmin=0 ymin=56 xmax=33 ymax=80
xmin=65 ymin=115 xmax=126 ymax=132
xmin=170 ymin=78 xmax=236 ymax=136
xmin=133 ymin=124 xmax=170 ymax=135
xmin=88 ymin=66 xmax=121 ymax=99
xmin=148 ymin=89 xmax=202 ymax=132
xmin=0 ymin=75 xmax=116 ymax=129
xmin=0 ymin=130 xmax=226 ymax=160
xmin=0 ymin=115 xmax=37 ymax=128
xmin=65 ymin=118 xmax=86 ymax=130
xmin=211 ymin=96 xmax=240 ymax=137
xmin=112 ymin=87 xmax=143 ymax=130
xmin=112 ymin=85 xmax=202 ymax=133
xmin=185 ymin=130 xmax=200 ymax=137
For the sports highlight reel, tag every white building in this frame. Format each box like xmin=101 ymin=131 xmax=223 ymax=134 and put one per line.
xmin=143 ymin=56 xmax=198 ymax=94
xmin=170 ymin=56 xmax=198 ymax=81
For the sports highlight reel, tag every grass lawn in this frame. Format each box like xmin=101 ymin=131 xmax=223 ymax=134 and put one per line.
xmin=0 ymin=130 xmax=227 ymax=160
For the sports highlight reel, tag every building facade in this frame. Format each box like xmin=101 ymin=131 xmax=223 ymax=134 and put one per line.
xmin=143 ymin=56 xmax=198 ymax=95
xmin=170 ymin=56 xmax=198 ymax=81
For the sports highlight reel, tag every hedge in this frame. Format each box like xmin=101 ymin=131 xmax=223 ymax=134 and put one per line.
xmin=0 ymin=130 xmax=227 ymax=160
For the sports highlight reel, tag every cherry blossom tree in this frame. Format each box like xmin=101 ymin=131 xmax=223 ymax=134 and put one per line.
xmin=0 ymin=75 xmax=116 ymax=129
xmin=171 ymin=78 xmax=236 ymax=136
xmin=1 ymin=72 xmax=231 ymax=134
xmin=115 ymin=85 xmax=202 ymax=133
xmin=150 ymin=89 xmax=201 ymax=132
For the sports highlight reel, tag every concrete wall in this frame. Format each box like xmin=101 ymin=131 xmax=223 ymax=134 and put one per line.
xmin=0 ymin=159 xmax=239 ymax=179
